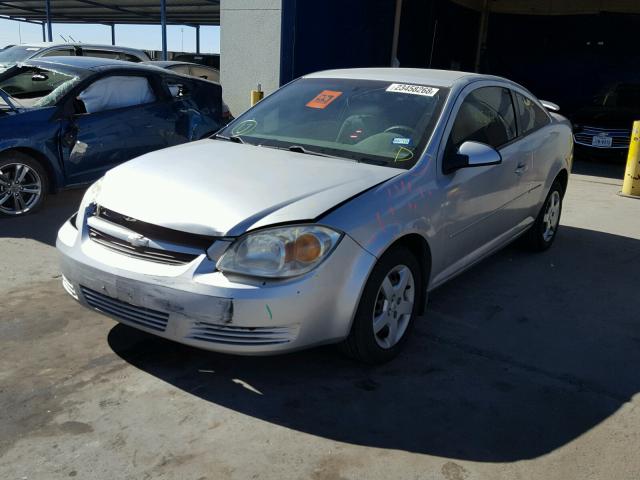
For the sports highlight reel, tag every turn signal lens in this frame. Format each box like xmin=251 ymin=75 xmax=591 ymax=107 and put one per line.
xmin=216 ymin=225 xmax=342 ymax=278
xmin=294 ymin=233 xmax=322 ymax=263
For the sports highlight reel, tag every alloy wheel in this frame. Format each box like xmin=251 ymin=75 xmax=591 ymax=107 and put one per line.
xmin=542 ymin=190 xmax=561 ymax=242
xmin=372 ymin=264 xmax=415 ymax=349
xmin=0 ymin=163 xmax=43 ymax=216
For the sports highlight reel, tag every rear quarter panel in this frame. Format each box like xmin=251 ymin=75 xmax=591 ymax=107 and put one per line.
xmin=531 ymin=113 xmax=573 ymax=208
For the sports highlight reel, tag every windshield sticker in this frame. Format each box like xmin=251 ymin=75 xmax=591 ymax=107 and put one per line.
xmin=392 ymin=137 xmax=412 ymax=146
xmin=386 ymin=83 xmax=439 ymax=97
xmin=306 ymin=90 xmax=342 ymax=109
xmin=231 ymin=119 xmax=257 ymax=136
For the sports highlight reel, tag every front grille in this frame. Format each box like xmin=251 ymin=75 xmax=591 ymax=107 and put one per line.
xmin=188 ymin=321 xmax=299 ymax=346
xmin=95 ymin=206 xmax=216 ymax=249
xmin=88 ymin=227 xmax=199 ymax=266
xmin=81 ymin=286 xmax=169 ymax=332
xmin=574 ymin=126 xmax=630 ymax=149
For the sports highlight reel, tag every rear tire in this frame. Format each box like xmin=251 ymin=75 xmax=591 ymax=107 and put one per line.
xmin=520 ymin=179 xmax=563 ymax=251
xmin=340 ymin=246 xmax=423 ymax=364
xmin=0 ymin=152 xmax=49 ymax=217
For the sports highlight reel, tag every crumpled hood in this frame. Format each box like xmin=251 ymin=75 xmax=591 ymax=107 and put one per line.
xmin=97 ymin=139 xmax=401 ymax=236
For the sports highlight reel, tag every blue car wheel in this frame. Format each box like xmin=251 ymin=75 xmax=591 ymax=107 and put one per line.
xmin=0 ymin=152 xmax=48 ymax=217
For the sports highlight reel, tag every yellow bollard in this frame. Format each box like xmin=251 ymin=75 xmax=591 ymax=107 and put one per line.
xmin=250 ymin=83 xmax=264 ymax=106
xmin=622 ymin=120 xmax=640 ymax=197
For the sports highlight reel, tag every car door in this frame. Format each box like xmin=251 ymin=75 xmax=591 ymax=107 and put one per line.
xmin=438 ymin=84 xmax=528 ymax=273
xmin=164 ymin=75 xmax=223 ymax=141
xmin=60 ymin=73 xmax=174 ymax=184
xmin=513 ymin=90 xmax=554 ymax=213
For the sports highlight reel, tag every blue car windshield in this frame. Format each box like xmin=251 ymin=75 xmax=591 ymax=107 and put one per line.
xmin=0 ymin=66 xmax=80 ymax=108
xmin=219 ymin=78 xmax=449 ymax=169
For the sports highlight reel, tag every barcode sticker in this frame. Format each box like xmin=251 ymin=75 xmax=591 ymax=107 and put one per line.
xmin=386 ymin=83 xmax=439 ymax=97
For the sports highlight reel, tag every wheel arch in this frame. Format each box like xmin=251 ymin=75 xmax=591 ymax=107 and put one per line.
xmin=378 ymin=233 xmax=432 ymax=316
xmin=555 ymin=168 xmax=569 ymax=197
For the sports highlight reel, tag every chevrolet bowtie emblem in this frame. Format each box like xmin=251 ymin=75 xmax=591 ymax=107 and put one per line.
xmin=127 ymin=233 xmax=149 ymax=248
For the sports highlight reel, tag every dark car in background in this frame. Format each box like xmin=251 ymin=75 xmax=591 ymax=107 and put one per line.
xmin=172 ymin=53 xmax=219 ymax=69
xmin=0 ymin=56 xmax=223 ymax=216
xmin=0 ymin=42 xmax=150 ymax=74
xmin=571 ymin=82 xmax=640 ymax=160
xmin=145 ymin=60 xmax=232 ymax=121
xmin=147 ymin=60 xmax=219 ymax=82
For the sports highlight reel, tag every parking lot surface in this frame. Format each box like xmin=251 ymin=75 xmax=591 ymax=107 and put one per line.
xmin=1 ymin=160 xmax=639 ymax=480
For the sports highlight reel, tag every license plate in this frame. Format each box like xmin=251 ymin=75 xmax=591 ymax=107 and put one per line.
xmin=592 ymin=135 xmax=612 ymax=147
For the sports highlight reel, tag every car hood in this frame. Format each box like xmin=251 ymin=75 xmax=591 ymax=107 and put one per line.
xmin=570 ymin=106 xmax=637 ymax=130
xmin=96 ymin=139 xmax=402 ymax=236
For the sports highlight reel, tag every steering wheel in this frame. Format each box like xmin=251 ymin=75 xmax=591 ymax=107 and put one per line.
xmin=384 ymin=125 xmax=415 ymax=137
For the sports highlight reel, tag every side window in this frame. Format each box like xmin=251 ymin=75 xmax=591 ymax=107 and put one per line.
xmin=166 ymin=79 xmax=191 ymax=99
xmin=41 ymin=48 xmax=75 ymax=57
xmin=82 ymin=49 xmax=119 ymax=60
xmin=190 ymin=66 xmax=220 ymax=82
xmin=515 ymin=92 xmax=549 ymax=135
xmin=121 ymin=53 xmax=143 ymax=63
xmin=448 ymin=86 xmax=517 ymax=152
xmin=76 ymin=75 xmax=156 ymax=114
xmin=169 ymin=65 xmax=191 ymax=76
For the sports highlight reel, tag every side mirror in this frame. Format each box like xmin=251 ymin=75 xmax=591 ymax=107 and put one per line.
xmin=31 ymin=73 xmax=49 ymax=82
xmin=444 ymin=141 xmax=501 ymax=174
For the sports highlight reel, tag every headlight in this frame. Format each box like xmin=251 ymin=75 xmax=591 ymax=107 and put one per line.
xmin=75 ymin=177 xmax=103 ymax=229
xmin=216 ymin=225 xmax=342 ymax=278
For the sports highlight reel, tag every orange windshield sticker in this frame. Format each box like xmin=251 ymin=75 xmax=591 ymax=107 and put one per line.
xmin=306 ymin=90 xmax=343 ymax=109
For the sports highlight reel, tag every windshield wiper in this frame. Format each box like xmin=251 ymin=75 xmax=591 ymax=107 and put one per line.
xmin=259 ymin=143 xmax=353 ymax=161
xmin=213 ymin=133 xmax=245 ymax=144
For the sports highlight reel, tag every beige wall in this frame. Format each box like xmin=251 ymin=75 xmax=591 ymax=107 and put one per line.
xmin=220 ymin=0 xmax=282 ymax=117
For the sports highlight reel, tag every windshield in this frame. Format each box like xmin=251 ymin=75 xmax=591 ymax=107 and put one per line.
xmin=0 ymin=45 xmax=41 ymax=66
xmin=219 ymin=78 xmax=449 ymax=168
xmin=593 ymin=83 xmax=640 ymax=109
xmin=0 ymin=66 xmax=80 ymax=108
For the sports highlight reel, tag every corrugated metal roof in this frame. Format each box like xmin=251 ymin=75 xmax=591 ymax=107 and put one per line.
xmin=0 ymin=0 xmax=220 ymax=25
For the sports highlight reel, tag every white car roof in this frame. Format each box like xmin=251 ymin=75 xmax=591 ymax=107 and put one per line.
xmin=304 ymin=67 xmax=506 ymax=89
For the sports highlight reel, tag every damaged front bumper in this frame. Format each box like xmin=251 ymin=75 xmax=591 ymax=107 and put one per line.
xmin=56 ymin=218 xmax=376 ymax=355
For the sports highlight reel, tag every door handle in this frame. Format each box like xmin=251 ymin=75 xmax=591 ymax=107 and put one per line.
xmin=515 ymin=162 xmax=527 ymax=175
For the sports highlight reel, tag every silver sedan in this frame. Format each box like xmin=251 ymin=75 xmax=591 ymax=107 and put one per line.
xmin=57 ymin=68 xmax=573 ymax=363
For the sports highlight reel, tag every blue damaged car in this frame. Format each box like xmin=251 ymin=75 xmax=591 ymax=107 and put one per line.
xmin=0 ymin=56 xmax=223 ymax=217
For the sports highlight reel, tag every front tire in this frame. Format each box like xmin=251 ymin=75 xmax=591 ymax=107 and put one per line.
xmin=521 ymin=179 xmax=564 ymax=251
xmin=340 ymin=247 xmax=422 ymax=364
xmin=0 ymin=152 xmax=48 ymax=217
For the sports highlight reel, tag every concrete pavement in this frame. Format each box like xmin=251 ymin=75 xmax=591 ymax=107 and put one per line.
xmin=1 ymin=161 xmax=639 ymax=480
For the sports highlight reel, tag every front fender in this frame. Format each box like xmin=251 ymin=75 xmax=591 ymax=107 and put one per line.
xmin=0 ymin=108 xmax=64 ymax=190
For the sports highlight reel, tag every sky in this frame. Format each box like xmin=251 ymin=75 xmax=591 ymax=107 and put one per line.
xmin=0 ymin=19 xmax=220 ymax=53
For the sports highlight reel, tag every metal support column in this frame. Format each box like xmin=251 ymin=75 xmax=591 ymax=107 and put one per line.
xmin=390 ymin=0 xmax=403 ymax=67
xmin=41 ymin=21 xmax=46 ymax=42
xmin=45 ymin=0 xmax=53 ymax=42
xmin=160 ymin=0 xmax=168 ymax=60
xmin=195 ymin=25 xmax=200 ymax=53
xmin=474 ymin=0 xmax=489 ymax=73
xmin=111 ymin=24 xmax=115 ymax=45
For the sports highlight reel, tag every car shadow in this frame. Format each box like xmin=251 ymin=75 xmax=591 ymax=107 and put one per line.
xmin=108 ymin=225 xmax=640 ymax=462
xmin=572 ymin=156 xmax=626 ymax=180
xmin=0 ymin=189 xmax=84 ymax=246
